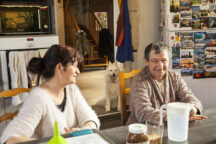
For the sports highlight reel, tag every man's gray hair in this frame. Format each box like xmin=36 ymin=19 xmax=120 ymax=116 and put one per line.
xmin=144 ymin=41 xmax=169 ymax=61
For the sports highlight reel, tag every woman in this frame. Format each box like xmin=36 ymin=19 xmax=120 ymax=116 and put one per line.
xmin=1 ymin=45 xmax=100 ymax=144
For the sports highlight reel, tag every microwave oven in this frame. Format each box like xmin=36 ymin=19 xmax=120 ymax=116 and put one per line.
xmin=0 ymin=5 xmax=50 ymax=35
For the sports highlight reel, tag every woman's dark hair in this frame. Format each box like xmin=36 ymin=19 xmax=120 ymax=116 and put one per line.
xmin=27 ymin=45 xmax=83 ymax=79
xmin=144 ymin=41 xmax=169 ymax=61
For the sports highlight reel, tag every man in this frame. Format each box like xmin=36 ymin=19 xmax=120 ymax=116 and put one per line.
xmin=127 ymin=41 xmax=207 ymax=124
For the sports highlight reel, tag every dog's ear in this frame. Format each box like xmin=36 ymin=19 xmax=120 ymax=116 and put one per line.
xmin=109 ymin=61 xmax=114 ymax=66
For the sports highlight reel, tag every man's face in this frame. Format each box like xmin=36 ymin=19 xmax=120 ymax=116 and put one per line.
xmin=145 ymin=49 xmax=169 ymax=81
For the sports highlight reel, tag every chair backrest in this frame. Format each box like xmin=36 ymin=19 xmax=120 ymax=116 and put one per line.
xmin=0 ymin=88 xmax=31 ymax=122
xmin=119 ymin=69 xmax=142 ymax=125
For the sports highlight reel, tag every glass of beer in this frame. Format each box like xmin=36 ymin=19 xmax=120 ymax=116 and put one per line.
xmin=147 ymin=123 xmax=164 ymax=144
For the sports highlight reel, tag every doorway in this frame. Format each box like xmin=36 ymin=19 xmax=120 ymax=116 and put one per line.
xmin=64 ymin=0 xmax=116 ymax=116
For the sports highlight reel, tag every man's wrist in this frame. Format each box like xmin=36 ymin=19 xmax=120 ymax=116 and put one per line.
xmin=192 ymin=105 xmax=198 ymax=114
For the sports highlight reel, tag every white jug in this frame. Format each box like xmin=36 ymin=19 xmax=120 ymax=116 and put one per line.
xmin=160 ymin=102 xmax=192 ymax=142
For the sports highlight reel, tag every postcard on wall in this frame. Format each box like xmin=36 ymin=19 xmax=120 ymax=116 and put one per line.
xmin=180 ymin=0 xmax=192 ymax=7
xmin=181 ymin=68 xmax=193 ymax=76
xmin=194 ymin=61 xmax=205 ymax=69
xmin=194 ymin=48 xmax=205 ymax=56
xmin=202 ymin=0 xmax=215 ymax=4
xmin=167 ymin=14 xmax=180 ymax=30
xmin=192 ymin=0 xmax=202 ymax=5
xmin=194 ymin=32 xmax=206 ymax=42
xmin=94 ymin=12 xmax=108 ymax=29
xmin=180 ymin=58 xmax=194 ymax=76
xmin=200 ymin=4 xmax=209 ymax=17
xmin=192 ymin=6 xmax=200 ymax=18
xmin=209 ymin=5 xmax=216 ymax=17
xmin=181 ymin=50 xmax=194 ymax=58
xmin=172 ymin=44 xmax=181 ymax=69
xmin=180 ymin=11 xmax=192 ymax=18
xmin=192 ymin=18 xmax=201 ymax=29
xmin=201 ymin=17 xmax=209 ymax=29
xmin=180 ymin=0 xmax=192 ymax=11
xmin=180 ymin=58 xmax=194 ymax=68
xmin=170 ymin=0 xmax=180 ymax=13
xmin=208 ymin=17 xmax=216 ymax=28
xmin=181 ymin=41 xmax=194 ymax=49
xmin=172 ymin=13 xmax=180 ymax=23
xmin=205 ymin=47 xmax=216 ymax=55
xmin=194 ymin=42 xmax=206 ymax=48
xmin=206 ymin=39 xmax=216 ymax=47
xmin=194 ymin=48 xmax=205 ymax=69
xmin=193 ymin=69 xmax=205 ymax=78
xmin=204 ymin=63 xmax=216 ymax=73
xmin=180 ymin=31 xmax=193 ymax=36
xmin=206 ymin=31 xmax=216 ymax=39
xmin=205 ymin=55 xmax=216 ymax=64
xmin=181 ymin=35 xmax=193 ymax=41
xmin=204 ymin=55 xmax=216 ymax=78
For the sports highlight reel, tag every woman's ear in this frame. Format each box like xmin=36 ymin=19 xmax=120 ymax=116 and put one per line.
xmin=56 ymin=63 xmax=63 ymax=72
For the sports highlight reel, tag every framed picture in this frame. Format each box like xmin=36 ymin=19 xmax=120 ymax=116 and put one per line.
xmin=94 ymin=12 xmax=108 ymax=29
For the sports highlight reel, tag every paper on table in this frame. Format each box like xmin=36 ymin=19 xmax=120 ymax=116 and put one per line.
xmin=66 ymin=133 xmax=110 ymax=144
xmin=39 ymin=133 xmax=110 ymax=144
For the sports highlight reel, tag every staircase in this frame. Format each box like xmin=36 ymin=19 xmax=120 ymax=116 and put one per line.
xmin=64 ymin=0 xmax=108 ymax=71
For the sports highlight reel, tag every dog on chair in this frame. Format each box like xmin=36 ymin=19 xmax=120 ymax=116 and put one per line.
xmin=95 ymin=62 xmax=120 ymax=112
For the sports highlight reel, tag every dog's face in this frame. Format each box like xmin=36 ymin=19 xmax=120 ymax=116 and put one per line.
xmin=106 ymin=62 xmax=120 ymax=83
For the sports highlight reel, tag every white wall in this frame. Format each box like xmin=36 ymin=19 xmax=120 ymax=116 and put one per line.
xmin=113 ymin=0 xmax=119 ymax=59
xmin=183 ymin=77 xmax=216 ymax=110
xmin=131 ymin=0 xmax=161 ymax=69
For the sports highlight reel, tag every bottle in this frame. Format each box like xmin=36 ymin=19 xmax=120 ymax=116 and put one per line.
xmin=126 ymin=123 xmax=149 ymax=144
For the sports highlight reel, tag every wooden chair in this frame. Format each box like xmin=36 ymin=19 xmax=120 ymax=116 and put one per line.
xmin=119 ymin=69 xmax=142 ymax=125
xmin=0 ymin=88 xmax=31 ymax=122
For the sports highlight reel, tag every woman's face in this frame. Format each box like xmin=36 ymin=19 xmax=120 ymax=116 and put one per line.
xmin=62 ymin=61 xmax=80 ymax=85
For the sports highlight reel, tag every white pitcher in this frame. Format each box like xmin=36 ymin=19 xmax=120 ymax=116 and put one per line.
xmin=160 ymin=102 xmax=192 ymax=142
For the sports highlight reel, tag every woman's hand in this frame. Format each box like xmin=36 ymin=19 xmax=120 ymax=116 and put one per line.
xmin=64 ymin=127 xmax=81 ymax=133
xmin=64 ymin=121 xmax=97 ymax=133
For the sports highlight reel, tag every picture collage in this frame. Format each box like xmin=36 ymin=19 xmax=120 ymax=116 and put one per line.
xmin=170 ymin=0 xmax=216 ymax=29
xmin=172 ymin=31 xmax=216 ymax=78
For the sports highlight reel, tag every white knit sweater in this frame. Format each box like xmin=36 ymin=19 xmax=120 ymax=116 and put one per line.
xmin=0 ymin=84 xmax=100 ymax=144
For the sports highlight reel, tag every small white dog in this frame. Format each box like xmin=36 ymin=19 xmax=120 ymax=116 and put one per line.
xmin=96 ymin=62 xmax=120 ymax=111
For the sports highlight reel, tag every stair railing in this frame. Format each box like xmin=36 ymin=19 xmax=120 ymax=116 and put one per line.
xmin=64 ymin=0 xmax=80 ymax=47
xmin=89 ymin=9 xmax=103 ymax=47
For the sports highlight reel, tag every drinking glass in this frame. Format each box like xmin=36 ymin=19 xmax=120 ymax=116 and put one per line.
xmin=147 ymin=123 xmax=164 ymax=144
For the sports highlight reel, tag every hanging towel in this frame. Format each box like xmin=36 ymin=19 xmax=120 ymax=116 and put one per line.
xmin=39 ymin=48 xmax=48 ymax=58
xmin=9 ymin=51 xmax=23 ymax=105
xmin=116 ymin=0 xmax=133 ymax=63
xmin=9 ymin=50 xmax=40 ymax=105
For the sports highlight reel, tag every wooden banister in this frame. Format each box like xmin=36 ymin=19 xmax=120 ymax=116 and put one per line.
xmin=89 ymin=9 xmax=103 ymax=46
xmin=64 ymin=0 xmax=80 ymax=47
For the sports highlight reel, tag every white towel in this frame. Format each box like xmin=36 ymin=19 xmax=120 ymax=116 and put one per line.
xmin=9 ymin=52 xmax=22 ymax=105
xmin=9 ymin=50 xmax=40 ymax=105
xmin=39 ymin=49 xmax=48 ymax=58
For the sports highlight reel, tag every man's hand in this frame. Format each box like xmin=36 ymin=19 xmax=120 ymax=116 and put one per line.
xmin=189 ymin=109 xmax=207 ymax=121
